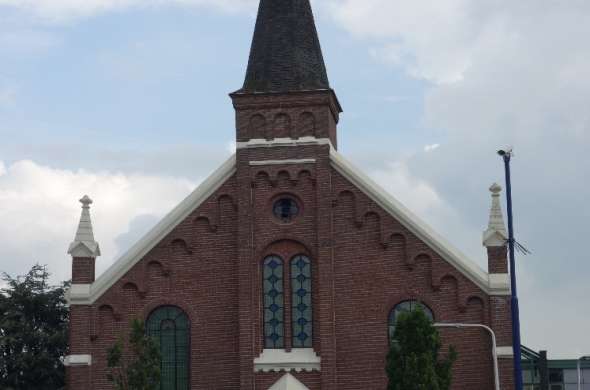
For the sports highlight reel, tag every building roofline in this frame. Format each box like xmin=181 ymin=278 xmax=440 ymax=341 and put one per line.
xmin=330 ymin=149 xmax=510 ymax=296
xmin=68 ymin=155 xmax=236 ymax=304
xmin=69 ymin=149 xmax=509 ymax=305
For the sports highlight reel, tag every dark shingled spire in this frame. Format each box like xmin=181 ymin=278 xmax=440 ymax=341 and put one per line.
xmin=241 ymin=0 xmax=330 ymax=93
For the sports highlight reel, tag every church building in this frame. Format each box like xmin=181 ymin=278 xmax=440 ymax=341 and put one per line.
xmin=65 ymin=1 xmax=517 ymax=389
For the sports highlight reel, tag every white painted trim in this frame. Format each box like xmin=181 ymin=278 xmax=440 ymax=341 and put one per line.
xmin=250 ymin=159 xmax=316 ymax=166
xmin=67 ymin=284 xmax=91 ymax=303
xmin=497 ymin=346 xmax=514 ymax=358
xmin=63 ymin=354 xmax=92 ymax=366
xmin=68 ymin=155 xmax=237 ymax=305
xmin=330 ymin=150 xmax=510 ymax=296
xmin=237 ymin=137 xmax=333 ymax=150
xmin=269 ymin=373 xmax=311 ymax=390
xmin=254 ymin=349 xmax=321 ymax=373
xmin=488 ymin=274 xmax=510 ymax=290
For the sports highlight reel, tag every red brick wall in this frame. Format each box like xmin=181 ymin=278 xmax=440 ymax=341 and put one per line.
xmin=231 ymin=90 xmax=340 ymax=148
xmin=72 ymin=257 xmax=96 ymax=284
xmin=488 ymin=246 xmax=509 ymax=274
xmin=68 ymin=92 xmax=514 ymax=390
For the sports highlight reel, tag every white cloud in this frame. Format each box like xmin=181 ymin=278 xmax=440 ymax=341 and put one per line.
xmin=0 ymin=0 xmax=257 ymax=23
xmin=329 ymin=0 xmax=590 ymax=357
xmin=0 ymin=86 xmax=16 ymax=108
xmin=424 ymin=144 xmax=440 ymax=153
xmin=0 ymin=160 xmax=196 ymax=283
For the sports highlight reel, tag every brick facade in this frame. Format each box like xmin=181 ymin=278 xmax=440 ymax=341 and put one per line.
xmin=66 ymin=1 xmax=515 ymax=388
xmin=66 ymin=99 xmax=515 ymax=389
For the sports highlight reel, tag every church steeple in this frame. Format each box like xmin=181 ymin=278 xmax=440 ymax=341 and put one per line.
xmin=231 ymin=0 xmax=341 ymax=148
xmin=241 ymin=0 xmax=330 ymax=93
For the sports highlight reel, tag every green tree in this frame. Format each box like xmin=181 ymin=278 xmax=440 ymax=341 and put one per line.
xmin=107 ymin=319 xmax=161 ymax=390
xmin=0 ymin=264 xmax=69 ymax=390
xmin=386 ymin=308 xmax=457 ymax=390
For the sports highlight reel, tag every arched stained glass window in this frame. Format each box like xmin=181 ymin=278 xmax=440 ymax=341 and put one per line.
xmin=147 ymin=306 xmax=189 ymax=390
xmin=263 ymin=256 xmax=284 ymax=349
xmin=388 ymin=300 xmax=434 ymax=343
xmin=291 ymin=255 xmax=312 ymax=348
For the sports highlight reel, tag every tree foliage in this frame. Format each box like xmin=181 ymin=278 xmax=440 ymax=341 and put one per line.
xmin=107 ymin=319 xmax=161 ymax=390
xmin=386 ymin=308 xmax=457 ymax=390
xmin=0 ymin=264 xmax=69 ymax=390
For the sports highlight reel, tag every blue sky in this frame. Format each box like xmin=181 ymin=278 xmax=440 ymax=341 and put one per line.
xmin=1 ymin=0 xmax=589 ymax=359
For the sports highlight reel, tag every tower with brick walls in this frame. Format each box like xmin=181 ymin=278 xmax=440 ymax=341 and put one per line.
xmin=65 ymin=1 xmax=516 ymax=389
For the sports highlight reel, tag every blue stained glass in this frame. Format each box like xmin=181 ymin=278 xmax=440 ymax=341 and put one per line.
xmin=263 ymin=256 xmax=284 ymax=349
xmin=297 ymin=332 xmax=309 ymax=342
xmin=291 ymin=255 xmax=313 ymax=348
xmin=296 ymin=258 xmax=307 ymax=269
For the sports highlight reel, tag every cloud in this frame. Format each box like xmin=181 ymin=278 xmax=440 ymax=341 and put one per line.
xmin=424 ymin=144 xmax=440 ymax=153
xmin=0 ymin=86 xmax=16 ymax=108
xmin=0 ymin=160 xmax=197 ymax=283
xmin=329 ymin=0 xmax=590 ymax=357
xmin=0 ymin=0 xmax=257 ymax=23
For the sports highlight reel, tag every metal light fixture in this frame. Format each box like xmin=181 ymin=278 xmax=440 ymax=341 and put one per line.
xmin=434 ymin=323 xmax=500 ymax=390
xmin=498 ymin=147 xmax=524 ymax=390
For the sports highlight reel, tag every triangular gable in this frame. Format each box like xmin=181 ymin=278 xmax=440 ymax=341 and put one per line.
xmin=69 ymin=148 xmax=509 ymax=304
xmin=329 ymin=149 xmax=509 ymax=295
xmin=69 ymin=155 xmax=236 ymax=304
xmin=268 ymin=374 xmax=310 ymax=390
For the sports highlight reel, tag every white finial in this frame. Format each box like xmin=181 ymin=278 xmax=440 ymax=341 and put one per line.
xmin=483 ymin=183 xmax=508 ymax=247
xmin=80 ymin=195 xmax=93 ymax=208
xmin=68 ymin=195 xmax=101 ymax=258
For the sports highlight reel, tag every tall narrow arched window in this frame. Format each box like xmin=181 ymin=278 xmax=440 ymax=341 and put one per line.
xmin=147 ymin=306 xmax=189 ymax=390
xmin=291 ymin=255 xmax=312 ymax=348
xmin=388 ymin=300 xmax=434 ymax=343
xmin=263 ymin=256 xmax=284 ymax=349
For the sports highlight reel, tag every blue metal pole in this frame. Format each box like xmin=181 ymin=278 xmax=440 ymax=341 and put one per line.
xmin=502 ymin=153 xmax=524 ymax=390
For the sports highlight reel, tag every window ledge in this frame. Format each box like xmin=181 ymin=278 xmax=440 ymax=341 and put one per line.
xmin=63 ymin=354 xmax=92 ymax=366
xmin=254 ymin=349 xmax=321 ymax=372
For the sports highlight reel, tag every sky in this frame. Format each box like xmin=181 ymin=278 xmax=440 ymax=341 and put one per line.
xmin=0 ymin=0 xmax=589 ymax=359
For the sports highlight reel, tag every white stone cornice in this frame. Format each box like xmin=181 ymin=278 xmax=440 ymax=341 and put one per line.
xmin=497 ymin=346 xmax=515 ymax=358
xmin=488 ymin=274 xmax=510 ymax=292
xmin=254 ymin=349 xmax=321 ymax=373
xmin=63 ymin=354 xmax=92 ymax=366
xmin=250 ymin=159 xmax=316 ymax=166
xmin=237 ymin=137 xmax=333 ymax=150
xmin=66 ymin=284 xmax=91 ymax=304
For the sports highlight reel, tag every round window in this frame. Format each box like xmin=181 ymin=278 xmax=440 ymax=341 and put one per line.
xmin=273 ymin=197 xmax=300 ymax=223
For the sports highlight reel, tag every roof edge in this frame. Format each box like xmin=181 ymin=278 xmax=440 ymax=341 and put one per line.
xmin=329 ymin=150 xmax=508 ymax=295
xmin=230 ymin=88 xmax=343 ymax=114
xmin=71 ymin=155 xmax=237 ymax=304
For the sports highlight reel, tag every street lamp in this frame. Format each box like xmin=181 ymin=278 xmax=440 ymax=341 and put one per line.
xmin=498 ymin=148 xmax=524 ymax=390
xmin=434 ymin=323 xmax=500 ymax=390
xmin=578 ymin=356 xmax=590 ymax=390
